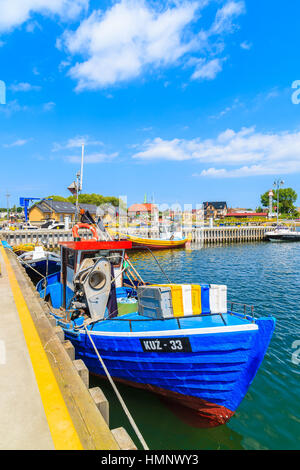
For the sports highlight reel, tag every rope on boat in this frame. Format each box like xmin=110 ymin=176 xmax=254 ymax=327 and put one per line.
xmin=144 ymin=247 xmax=171 ymax=284
xmin=10 ymin=248 xmax=47 ymax=280
xmin=83 ymin=325 xmax=149 ymax=451
xmin=124 ymin=256 xmax=145 ymax=285
xmin=44 ymin=252 xmax=49 ymax=300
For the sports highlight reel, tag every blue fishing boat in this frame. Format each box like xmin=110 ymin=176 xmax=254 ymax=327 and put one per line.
xmin=18 ymin=246 xmax=61 ymax=283
xmin=37 ymin=228 xmax=275 ymax=427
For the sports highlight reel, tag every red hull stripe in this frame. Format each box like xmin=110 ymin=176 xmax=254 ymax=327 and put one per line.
xmin=93 ymin=373 xmax=234 ymax=427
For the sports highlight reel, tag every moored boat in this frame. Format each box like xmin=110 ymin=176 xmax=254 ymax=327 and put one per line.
xmin=13 ymin=242 xmax=39 ymax=256
xmin=265 ymin=225 xmax=300 ymax=242
xmin=19 ymin=246 xmax=61 ymax=283
xmin=125 ymin=233 xmax=188 ymax=249
xmin=36 ymin=226 xmax=275 ymax=427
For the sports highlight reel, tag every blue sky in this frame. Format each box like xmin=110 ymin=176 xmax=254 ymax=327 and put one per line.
xmin=0 ymin=0 xmax=300 ymax=210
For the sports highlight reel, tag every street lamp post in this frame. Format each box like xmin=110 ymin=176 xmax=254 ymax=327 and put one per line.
xmin=273 ymin=179 xmax=284 ymax=225
xmin=6 ymin=191 xmax=10 ymax=221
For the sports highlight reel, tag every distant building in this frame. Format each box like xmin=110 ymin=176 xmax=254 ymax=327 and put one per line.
xmin=225 ymin=211 xmax=268 ymax=218
xmin=78 ymin=203 xmax=98 ymax=219
xmin=29 ymin=200 xmax=98 ymax=223
xmin=96 ymin=203 xmax=119 ymax=224
xmin=29 ymin=200 xmax=75 ymax=223
xmin=228 ymin=207 xmax=252 ymax=213
xmin=128 ymin=203 xmax=158 ymax=220
xmin=192 ymin=207 xmax=204 ymax=221
xmin=203 ymin=202 xmax=227 ymax=219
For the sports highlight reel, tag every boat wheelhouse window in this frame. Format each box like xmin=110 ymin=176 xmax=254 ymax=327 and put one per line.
xmin=67 ymin=249 xmax=76 ymax=268
xmin=80 ymin=251 xmax=103 ymax=263
xmin=108 ymin=251 xmax=123 ymax=266
xmin=80 ymin=250 xmax=123 ymax=266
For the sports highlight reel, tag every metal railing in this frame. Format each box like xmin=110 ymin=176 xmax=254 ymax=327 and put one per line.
xmin=85 ymin=307 xmax=255 ymax=333
xmin=228 ymin=301 xmax=255 ymax=322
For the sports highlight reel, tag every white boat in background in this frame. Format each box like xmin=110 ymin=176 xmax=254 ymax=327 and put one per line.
xmin=265 ymin=225 xmax=300 ymax=242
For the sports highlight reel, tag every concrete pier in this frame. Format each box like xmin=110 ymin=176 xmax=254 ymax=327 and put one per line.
xmin=188 ymin=226 xmax=268 ymax=245
xmin=0 ymin=248 xmax=55 ymax=450
xmin=0 ymin=245 xmax=136 ymax=450
xmin=1 ymin=229 xmax=93 ymax=248
xmin=1 ymin=225 xmax=268 ymax=248
xmin=117 ymin=226 xmax=268 ymax=245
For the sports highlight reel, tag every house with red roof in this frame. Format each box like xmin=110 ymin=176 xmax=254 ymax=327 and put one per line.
xmin=128 ymin=203 xmax=158 ymax=221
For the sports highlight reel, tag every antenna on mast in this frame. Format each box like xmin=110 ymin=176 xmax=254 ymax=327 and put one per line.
xmin=80 ymin=143 xmax=84 ymax=191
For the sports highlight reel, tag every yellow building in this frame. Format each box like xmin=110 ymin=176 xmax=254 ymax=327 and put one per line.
xmin=29 ymin=200 xmax=75 ymax=223
xmin=29 ymin=200 xmax=98 ymax=223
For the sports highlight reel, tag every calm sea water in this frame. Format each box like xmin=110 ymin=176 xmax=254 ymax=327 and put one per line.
xmin=90 ymin=241 xmax=300 ymax=450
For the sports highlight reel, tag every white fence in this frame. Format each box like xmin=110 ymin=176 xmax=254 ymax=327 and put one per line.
xmin=0 ymin=229 xmax=93 ymax=247
xmin=0 ymin=226 xmax=269 ymax=248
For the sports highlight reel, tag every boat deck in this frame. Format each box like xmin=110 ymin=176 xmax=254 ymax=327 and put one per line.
xmin=86 ymin=311 xmax=257 ymax=334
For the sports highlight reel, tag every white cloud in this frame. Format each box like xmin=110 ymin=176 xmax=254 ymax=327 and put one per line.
xmin=210 ymin=1 xmax=245 ymax=34
xmin=0 ymin=0 xmax=89 ymax=32
xmin=43 ymin=101 xmax=56 ymax=111
xmin=132 ymin=127 xmax=300 ymax=177
xmin=198 ymin=161 xmax=299 ymax=178
xmin=60 ymin=0 xmax=245 ymax=90
xmin=3 ymin=138 xmax=30 ymax=147
xmin=133 ymin=137 xmax=191 ymax=161
xmin=52 ymin=135 xmax=104 ymax=151
xmin=52 ymin=134 xmax=116 ymax=164
xmin=9 ymin=82 xmax=41 ymax=92
xmin=25 ymin=20 xmax=42 ymax=33
xmin=66 ymin=152 xmax=118 ymax=164
xmin=210 ymin=98 xmax=242 ymax=119
xmin=240 ymin=40 xmax=252 ymax=50
xmin=191 ymin=57 xmax=224 ymax=80
xmin=62 ymin=0 xmax=198 ymax=90
xmin=0 ymin=99 xmax=28 ymax=115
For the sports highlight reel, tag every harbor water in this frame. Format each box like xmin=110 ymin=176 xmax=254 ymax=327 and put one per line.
xmin=90 ymin=241 xmax=300 ymax=450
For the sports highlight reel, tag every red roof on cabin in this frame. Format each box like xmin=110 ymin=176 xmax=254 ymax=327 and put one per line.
xmin=59 ymin=240 xmax=132 ymax=251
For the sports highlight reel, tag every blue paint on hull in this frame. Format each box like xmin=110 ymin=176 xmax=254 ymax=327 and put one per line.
xmin=25 ymin=259 xmax=61 ymax=282
xmin=37 ymin=273 xmax=73 ymax=308
xmin=64 ymin=315 xmax=275 ymax=422
xmin=37 ymin=276 xmax=275 ymax=425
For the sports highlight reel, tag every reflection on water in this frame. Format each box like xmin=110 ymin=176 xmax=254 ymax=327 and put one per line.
xmin=92 ymin=241 xmax=300 ymax=450
xmin=89 ymin=374 xmax=244 ymax=450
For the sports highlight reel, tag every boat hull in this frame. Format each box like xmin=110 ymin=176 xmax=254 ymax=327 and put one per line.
xmin=265 ymin=234 xmax=300 ymax=242
xmin=93 ymin=373 xmax=234 ymax=427
xmin=24 ymin=259 xmax=61 ymax=283
xmin=128 ymin=235 xmax=188 ymax=250
xmin=65 ymin=316 xmax=275 ymax=427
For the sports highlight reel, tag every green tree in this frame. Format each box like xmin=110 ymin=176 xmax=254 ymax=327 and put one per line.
xmin=261 ymin=188 xmax=298 ymax=216
xmin=48 ymin=195 xmax=67 ymax=202
xmin=48 ymin=193 xmax=119 ymax=207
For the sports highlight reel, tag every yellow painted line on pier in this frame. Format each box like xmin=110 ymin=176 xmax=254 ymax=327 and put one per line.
xmin=0 ymin=245 xmax=83 ymax=450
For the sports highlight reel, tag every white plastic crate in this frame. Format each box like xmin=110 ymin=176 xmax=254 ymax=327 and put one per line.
xmin=209 ymin=284 xmax=227 ymax=314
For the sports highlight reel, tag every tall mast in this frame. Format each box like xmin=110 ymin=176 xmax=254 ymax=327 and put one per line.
xmin=6 ymin=191 xmax=10 ymax=221
xmin=80 ymin=143 xmax=84 ymax=191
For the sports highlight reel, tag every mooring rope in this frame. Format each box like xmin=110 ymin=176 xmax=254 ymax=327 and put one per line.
xmin=10 ymin=248 xmax=47 ymax=280
xmin=84 ymin=325 xmax=149 ymax=450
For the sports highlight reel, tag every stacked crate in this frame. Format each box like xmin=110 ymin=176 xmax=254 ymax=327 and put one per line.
xmin=137 ymin=284 xmax=227 ymax=319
